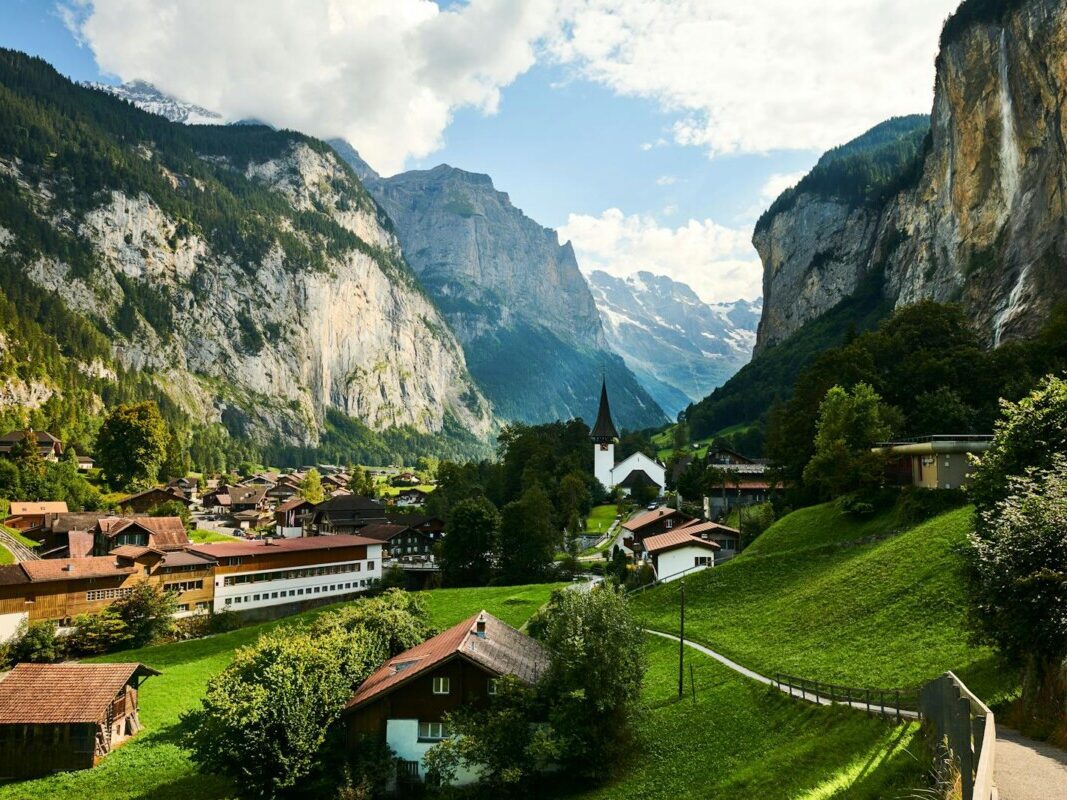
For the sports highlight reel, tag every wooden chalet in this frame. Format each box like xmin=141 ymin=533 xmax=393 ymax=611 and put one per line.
xmin=344 ymin=611 xmax=549 ymax=785
xmin=0 ymin=430 xmax=63 ymax=461
xmin=310 ymin=494 xmax=387 ymax=534
xmin=92 ymin=516 xmax=190 ymax=555
xmin=621 ymin=507 xmax=696 ymax=552
xmin=117 ymin=487 xmax=190 ymax=514
xmin=3 ymin=502 xmax=69 ymax=534
xmin=0 ymin=662 xmax=159 ymax=778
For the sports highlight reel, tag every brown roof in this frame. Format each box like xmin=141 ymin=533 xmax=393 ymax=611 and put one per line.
xmin=67 ymin=530 xmax=95 ymax=558
xmin=644 ymin=530 xmax=721 ymax=555
xmin=97 ymin=517 xmax=190 ymax=549
xmin=188 ymin=533 xmax=378 ymax=559
xmin=9 ymin=501 xmax=69 ymax=516
xmin=119 ymin=487 xmax=190 ymax=506
xmin=0 ymin=663 xmax=159 ymax=724
xmin=20 ymin=557 xmax=135 ymax=582
xmin=0 ymin=566 xmax=29 ymax=586
xmin=158 ymin=549 xmax=216 ymax=568
xmin=345 ymin=611 xmax=549 ymax=712
xmin=676 ymin=520 xmax=740 ymax=537
xmin=356 ymin=523 xmax=409 ymax=542
xmin=49 ymin=512 xmax=111 ymax=534
xmin=111 ymin=545 xmax=165 ymax=559
xmin=230 ymin=485 xmax=268 ymax=505
xmin=622 ymin=507 xmax=692 ymax=533
xmin=275 ymin=496 xmax=312 ymax=513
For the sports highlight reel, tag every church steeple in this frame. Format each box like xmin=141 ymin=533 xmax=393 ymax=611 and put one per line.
xmin=590 ymin=379 xmax=619 ymax=443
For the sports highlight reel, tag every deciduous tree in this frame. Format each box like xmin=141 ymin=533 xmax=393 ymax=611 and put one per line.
xmin=441 ymin=496 xmax=500 ymax=587
xmin=299 ymin=468 xmax=325 ymax=504
xmin=96 ymin=402 xmax=168 ymax=489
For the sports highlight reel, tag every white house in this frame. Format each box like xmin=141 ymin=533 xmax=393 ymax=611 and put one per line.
xmin=643 ymin=529 xmax=719 ymax=582
xmin=591 ymin=381 xmax=666 ymax=495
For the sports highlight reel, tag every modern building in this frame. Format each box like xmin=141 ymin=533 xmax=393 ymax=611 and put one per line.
xmin=873 ymin=435 xmax=993 ymax=490
xmin=344 ymin=611 xmax=549 ymax=787
xmin=590 ymin=380 xmax=666 ymax=495
xmin=643 ymin=529 xmax=720 ymax=582
xmin=189 ymin=534 xmax=382 ymax=613
xmin=0 ymin=662 xmax=159 ymax=779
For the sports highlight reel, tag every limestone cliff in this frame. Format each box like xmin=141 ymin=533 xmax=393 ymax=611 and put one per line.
xmin=755 ymin=0 xmax=1067 ymax=352
xmin=0 ymin=53 xmax=492 ymax=453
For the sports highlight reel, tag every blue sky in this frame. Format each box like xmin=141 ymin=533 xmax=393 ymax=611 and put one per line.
xmin=0 ymin=0 xmax=960 ymax=303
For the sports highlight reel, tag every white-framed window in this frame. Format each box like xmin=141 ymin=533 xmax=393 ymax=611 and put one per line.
xmin=418 ymin=721 xmax=448 ymax=741
xmin=432 ymin=677 xmax=450 ymax=695
xmin=487 ymin=679 xmax=498 ymax=696
xmin=695 ymin=556 xmax=713 ymax=567
xmin=87 ymin=588 xmax=133 ymax=601
xmin=665 ymin=519 xmax=674 ymax=529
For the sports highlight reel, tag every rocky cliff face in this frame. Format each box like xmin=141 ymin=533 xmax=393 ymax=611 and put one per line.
xmin=342 ymin=154 xmax=667 ymax=430
xmin=588 ymin=270 xmax=759 ymax=418
xmin=0 ymin=60 xmax=492 ymax=450
xmin=755 ymin=0 xmax=1067 ymax=352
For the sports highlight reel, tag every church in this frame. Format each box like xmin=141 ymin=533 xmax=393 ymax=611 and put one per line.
xmin=591 ymin=381 xmax=666 ymax=496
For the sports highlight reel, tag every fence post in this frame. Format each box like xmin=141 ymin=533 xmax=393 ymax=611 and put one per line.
xmin=957 ymin=694 xmax=974 ymax=800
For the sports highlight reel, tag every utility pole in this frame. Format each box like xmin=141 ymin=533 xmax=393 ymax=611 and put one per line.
xmin=678 ymin=579 xmax=686 ymax=698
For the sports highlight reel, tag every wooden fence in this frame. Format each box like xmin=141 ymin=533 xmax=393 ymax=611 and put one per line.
xmin=773 ymin=672 xmax=920 ymax=720
xmin=919 ymin=671 xmax=998 ymax=800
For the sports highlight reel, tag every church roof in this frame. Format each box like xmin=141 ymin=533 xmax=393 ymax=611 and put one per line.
xmin=590 ymin=380 xmax=619 ymax=443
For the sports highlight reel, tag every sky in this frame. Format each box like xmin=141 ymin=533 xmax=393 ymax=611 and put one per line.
xmin=0 ymin=0 xmax=962 ymax=304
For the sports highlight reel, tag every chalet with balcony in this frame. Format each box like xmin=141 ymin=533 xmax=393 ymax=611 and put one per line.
xmin=118 ymin=487 xmax=191 ymax=514
xmin=0 ymin=430 xmax=63 ymax=461
xmin=344 ymin=611 xmax=549 ymax=786
xmin=310 ymin=494 xmax=387 ymax=534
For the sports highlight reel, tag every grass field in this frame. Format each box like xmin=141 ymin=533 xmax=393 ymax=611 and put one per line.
xmin=0 ymin=583 xmax=564 ymax=800
xmin=567 ymin=637 xmax=924 ymax=800
xmin=1 ymin=525 xmax=40 ymax=549
xmin=188 ymin=528 xmax=237 ymax=543
xmin=582 ymin=504 xmax=617 ymax=535
xmin=633 ymin=504 xmax=1014 ymax=704
xmin=0 ymin=544 xmax=14 ymax=565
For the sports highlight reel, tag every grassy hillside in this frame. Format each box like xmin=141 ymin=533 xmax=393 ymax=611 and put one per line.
xmin=633 ymin=504 xmax=1014 ymax=704
xmin=742 ymin=498 xmax=910 ymax=557
xmin=0 ymin=583 xmax=563 ymax=800
xmin=566 ymin=637 xmax=923 ymax=800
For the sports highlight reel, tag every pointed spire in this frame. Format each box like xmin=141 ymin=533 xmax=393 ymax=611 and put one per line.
xmin=590 ymin=379 xmax=619 ymax=443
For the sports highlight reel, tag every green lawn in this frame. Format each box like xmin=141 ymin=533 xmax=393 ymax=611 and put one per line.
xmin=0 ymin=583 xmax=563 ymax=800
xmin=188 ymin=528 xmax=237 ymax=543
xmin=567 ymin=637 xmax=924 ymax=800
xmin=0 ymin=524 xmax=39 ymax=549
xmin=0 ymin=544 xmax=13 ymax=565
xmin=582 ymin=504 xmax=617 ymax=535
xmin=742 ymin=498 xmax=909 ymax=557
xmin=633 ymin=505 xmax=1014 ymax=704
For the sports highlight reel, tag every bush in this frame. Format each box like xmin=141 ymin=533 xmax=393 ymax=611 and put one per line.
xmin=112 ymin=582 xmax=179 ymax=647
xmin=67 ymin=607 xmax=130 ymax=655
xmin=897 ymin=486 xmax=968 ymax=525
xmin=7 ymin=620 xmax=62 ymax=664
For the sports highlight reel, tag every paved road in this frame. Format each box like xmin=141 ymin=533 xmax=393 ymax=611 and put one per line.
xmin=0 ymin=529 xmax=39 ymax=561
xmin=996 ymin=727 xmax=1067 ymax=800
xmin=644 ymin=629 xmax=918 ymax=719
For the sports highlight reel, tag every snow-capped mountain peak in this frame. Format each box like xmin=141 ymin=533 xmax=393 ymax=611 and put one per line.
xmin=85 ymin=80 xmax=226 ymax=125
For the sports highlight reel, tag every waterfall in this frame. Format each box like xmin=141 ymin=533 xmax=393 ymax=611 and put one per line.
xmin=998 ymin=29 xmax=1020 ymax=211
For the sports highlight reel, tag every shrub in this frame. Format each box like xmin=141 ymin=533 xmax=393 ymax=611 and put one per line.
xmin=7 ymin=620 xmax=62 ymax=664
xmin=67 ymin=608 xmax=130 ymax=655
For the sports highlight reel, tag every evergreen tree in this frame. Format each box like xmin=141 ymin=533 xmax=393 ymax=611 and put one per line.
xmin=499 ymin=485 xmax=559 ymax=584
xmin=441 ymin=496 xmax=500 ymax=587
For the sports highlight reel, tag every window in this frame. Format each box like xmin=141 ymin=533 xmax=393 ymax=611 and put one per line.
xmin=367 ymin=561 xmax=375 ymax=571
xmin=87 ymin=588 xmax=133 ymax=601
xmin=195 ymin=601 xmax=211 ymax=611
xmin=694 ymin=556 xmax=713 ymax=567
xmin=418 ymin=722 xmax=448 ymax=741
xmin=164 ymin=580 xmax=204 ymax=594
xmin=487 ymin=679 xmax=498 ymax=696
xmin=225 ymin=598 xmax=233 ymax=606
xmin=665 ymin=519 xmax=674 ymax=529
xmin=432 ymin=677 xmax=450 ymax=695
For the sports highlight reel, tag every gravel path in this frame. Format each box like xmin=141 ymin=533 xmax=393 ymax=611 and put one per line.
xmin=644 ymin=629 xmax=918 ymax=719
xmin=996 ymin=728 xmax=1067 ymax=800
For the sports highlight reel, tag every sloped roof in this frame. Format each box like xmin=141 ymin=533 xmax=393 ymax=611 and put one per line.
xmin=590 ymin=379 xmax=619 ymax=442
xmin=49 ymin=512 xmax=110 ymax=534
xmin=644 ymin=529 xmax=720 ymax=555
xmin=345 ymin=611 xmax=549 ymax=712
xmin=188 ymin=533 xmax=376 ymax=559
xmin=676 ymin=520 xmax=740 ymax=538
xmin=622 ymin=507 xmax=692 ymax=532
xmin=315 ymin=494 xmax=384 ymax=513
xmin=119 ymin=487 xmax=190 ymax=506
xmin=0 ymin=663 xmax=159 ymax=724
xmin=616 ymin=469 xmax=656 ymax=489
xmin=275 ymin=496 xmax=313 ymax=513
xmin=67 ymin=530 xmax=95 ymax=558
xmin=230 ymin=485 xmax=269 ymax=505
xmin=9 ymin=501 xmax=68 ymax=516
xmin=0 ymin=566 xmax=29 ymax=586
xmin=20 ymin=557 xmax=135 ymax=582
xmin=357 ymin=523 xmax=409 ymax=542
xmin=97 ymin=517 xmax=190 ymax=549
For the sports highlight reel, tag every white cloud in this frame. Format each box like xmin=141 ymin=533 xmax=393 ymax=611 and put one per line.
xmin=639 ymin=142 xmax=653 ymax=151
xmin=760 ymin=171 xmax=807 ymax=203
xmin=64 ymin=0 xmax=555 ymax=175
xmin=560 ymin=208 xmax=761 ymax=303
xmin=655 ymin=175 xmax=679 ymax=186
xmin=550 ymin=0 xmax=958 ymax=157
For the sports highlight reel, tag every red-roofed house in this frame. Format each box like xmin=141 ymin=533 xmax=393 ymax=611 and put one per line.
xmin=4 ymin=501 xmax=69 ymax=533
xmin=676 ymin=519 xmax=742 ymax=559
xmin=344 ymin=611 xmax=549 ymax=786
xmin=621 ymin=506 xmax=696 ymax=552
xmin=643 ymin=530 xmax=719 ymax=582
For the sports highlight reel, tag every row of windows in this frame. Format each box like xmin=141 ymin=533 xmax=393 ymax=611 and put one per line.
xmin=417 ymin=722 xmax=449 ymax=741
xmin=222 ymin=561 xmax=374 ymax=587
xmin=86 ymin=588 xmax=133 ymax=601
xmin=694 ymin=556 xmax=713 ymax=567
xmin=176 ymin=601 xmax=211 ymax=612
xmin=222 ymin=579 xmax=371 ymax=606
xmin=164 ymin=580 xmax=205 ymax=594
